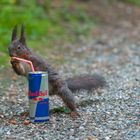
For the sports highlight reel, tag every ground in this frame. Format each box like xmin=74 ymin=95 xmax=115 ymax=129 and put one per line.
xmin=0 ymin=1 xmax=140 ymax=140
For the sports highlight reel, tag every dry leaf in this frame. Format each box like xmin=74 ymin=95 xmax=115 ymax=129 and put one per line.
xmin=20 ymin=112 xmax=29 ymax=118
xmin=9 ymin=118 xmax=17 ymax=125
xmin=23 ymin=120 xmax=30 ymax=125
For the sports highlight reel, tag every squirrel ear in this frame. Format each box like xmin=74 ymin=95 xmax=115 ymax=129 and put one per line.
xmin=20 ymin=24 xmax=26 ymax=45
xmin=12 ymin=25 xmax=18 ymax=41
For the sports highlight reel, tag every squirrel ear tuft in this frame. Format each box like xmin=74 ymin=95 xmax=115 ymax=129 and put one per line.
xmin=12 ymin=25 xmax=18 ymax=41
xmin=20 ymin=23 xmax=26 ymax=45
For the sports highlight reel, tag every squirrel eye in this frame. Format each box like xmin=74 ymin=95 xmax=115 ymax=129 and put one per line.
xmin=17 ymin=45 xmax=20 ymax=49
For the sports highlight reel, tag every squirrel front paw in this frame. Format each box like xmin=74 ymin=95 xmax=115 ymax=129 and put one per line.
xmin=10 ymin=57 xmax=20 ymax=66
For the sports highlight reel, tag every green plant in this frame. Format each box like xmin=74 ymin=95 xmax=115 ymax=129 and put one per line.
xmin=124 ymin=0 xmax=140 ymax=6
xmin=0 ymin=0 xmax=95 ymax=67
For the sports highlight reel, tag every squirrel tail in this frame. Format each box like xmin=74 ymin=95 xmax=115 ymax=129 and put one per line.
xmin=66 ymin=74 xmax=106 ymax=92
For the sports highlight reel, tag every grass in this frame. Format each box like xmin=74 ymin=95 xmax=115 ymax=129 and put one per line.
xmin=1 ymin=0 xmax=139 ymax=68
xmin=121 ymin=0 xmax=140 ymax=6
xmin=0 ymin=0 xmax=95 ymax=67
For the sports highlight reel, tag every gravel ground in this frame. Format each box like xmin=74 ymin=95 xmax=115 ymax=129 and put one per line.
xmin=0 ymin=24 xmax=140 ymax=140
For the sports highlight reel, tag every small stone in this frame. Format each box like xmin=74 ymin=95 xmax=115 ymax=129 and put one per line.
xmin=0 ymin=114 xmax=4 ymax=119
xmin=6 ymin=131 xmax=11 ymax=135
xmin=70 ymin=128 xmax=74 ymax=133
xmin=105 ymin=136 xmax=110 ymax=140
xmin=87 ymin=136 xmax=97 ymax=140
xmin=69 ymin=136 xmax=75 ymax=140
xmin=79 ymin=126 xmax=85 ymax=131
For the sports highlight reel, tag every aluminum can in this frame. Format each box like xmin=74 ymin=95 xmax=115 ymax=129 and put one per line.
xmin=28 ymin=71 xmax=49 ymax=122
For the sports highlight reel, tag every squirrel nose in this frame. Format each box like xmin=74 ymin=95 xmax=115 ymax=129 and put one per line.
xmin=9 ymin=50 xmax=16 ymax=57
xmin=8 ymin=48 xmax=13 ymax=57
xmin=9 ymin=52 xmax=14 ymax=57
xmin=9 ymin=53 xmax=13 ymax=57
xmin=8 ymin=47 xmax=15 ymax=57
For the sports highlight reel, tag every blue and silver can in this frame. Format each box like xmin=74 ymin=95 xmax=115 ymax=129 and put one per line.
xmin=28 ymin=71 xmax=49 ymax=122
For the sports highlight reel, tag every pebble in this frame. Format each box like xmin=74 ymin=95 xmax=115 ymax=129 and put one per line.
xmin=6 ymin=131 xmax=11 ymax=135
xmin=0 ymin=25 xmax=140 ymax=140
xmin=79 ymin=126 xmax=85 ymax=131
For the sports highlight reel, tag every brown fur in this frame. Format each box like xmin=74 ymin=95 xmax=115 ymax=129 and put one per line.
xmin=8 ymin=25 xmax=106 ymax=116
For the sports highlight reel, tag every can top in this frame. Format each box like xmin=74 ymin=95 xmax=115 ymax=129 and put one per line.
xmin=28 ymin=71 xmax=48 ymax=76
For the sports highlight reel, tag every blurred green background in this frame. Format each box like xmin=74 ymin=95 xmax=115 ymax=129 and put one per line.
xmin=0 ymin=0 xmax=96 ymax=66
xmin=0 ymin=0 xmax=140 ymax=67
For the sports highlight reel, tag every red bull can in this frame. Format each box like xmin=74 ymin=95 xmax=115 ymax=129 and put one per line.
xmin=28 ymin=71 xmax=49 ymax=122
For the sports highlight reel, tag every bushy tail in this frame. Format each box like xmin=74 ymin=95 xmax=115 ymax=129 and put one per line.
xmin=66 ymin=74 xmax=106 ymax=92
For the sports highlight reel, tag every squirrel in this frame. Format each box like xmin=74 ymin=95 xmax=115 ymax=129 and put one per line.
xmin=8 ymin=25 xmax=106 ymax=117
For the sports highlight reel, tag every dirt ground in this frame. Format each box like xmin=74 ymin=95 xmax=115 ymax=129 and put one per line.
xmin=0 ymin=1 xmax=140 ymax=140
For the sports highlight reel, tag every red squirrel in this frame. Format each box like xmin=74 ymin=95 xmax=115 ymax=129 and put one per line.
xmin=9 ymin=25 xmax=106 ymax=117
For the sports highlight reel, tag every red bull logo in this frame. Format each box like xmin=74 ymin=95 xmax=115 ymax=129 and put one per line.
xmin=29 ymin=90 xmax=48 ymax=101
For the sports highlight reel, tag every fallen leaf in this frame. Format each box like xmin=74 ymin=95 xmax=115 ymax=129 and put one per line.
xmin=20 ymin=112 xmax=29 ymax=118
xmin=12 ymin=75 xmax=18 ymax=81
xmin=23 ymin=120 xmax=30 ymax=125
xmin=8 ymin=118 xmax=17 ymax=125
